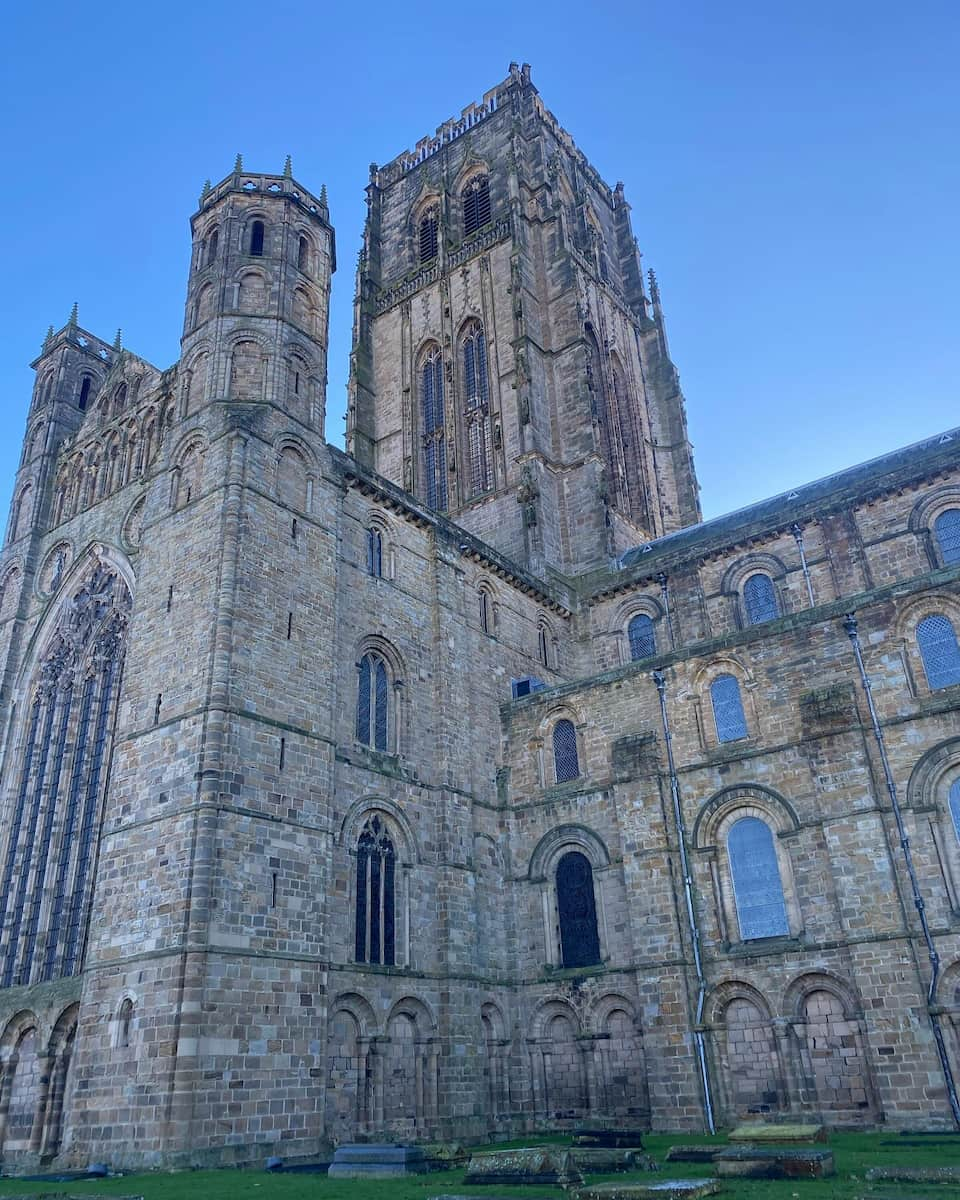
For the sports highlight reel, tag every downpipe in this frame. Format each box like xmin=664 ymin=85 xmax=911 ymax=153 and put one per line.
xmin=843 ymin=613 xmax=960 ymax=1127
xmin=653 ymin=669 xmax=716 ymax=1133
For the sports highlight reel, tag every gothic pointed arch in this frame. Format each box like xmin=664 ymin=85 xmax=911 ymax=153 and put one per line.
xmin=0 ymin=554 xmax=132 ymax=988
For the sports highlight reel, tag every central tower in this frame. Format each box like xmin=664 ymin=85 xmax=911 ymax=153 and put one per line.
xmin=348 ymin=63 xmax=700 ymax=576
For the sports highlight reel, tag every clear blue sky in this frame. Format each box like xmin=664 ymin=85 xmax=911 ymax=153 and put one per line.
xmin=2 ymin=1 xmax=957 ymax=525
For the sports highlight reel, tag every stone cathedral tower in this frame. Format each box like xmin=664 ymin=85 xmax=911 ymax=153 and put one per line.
xmin=1 ymin=65 xmax=959 ymax=1174
xmin=348 ymin=63 xmax=701 ymax=576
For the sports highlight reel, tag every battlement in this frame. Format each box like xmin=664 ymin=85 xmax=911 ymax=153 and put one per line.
xmin=30 ymin=320 xmax=118 ymax=370
xmin=371 ymin=62 xmax=620 ymax=210
xmin=195 ymin=168 xmax=331 ymax=227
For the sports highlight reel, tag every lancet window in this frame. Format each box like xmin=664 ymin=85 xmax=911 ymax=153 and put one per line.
xmin=420 ymin=346 xmax=447 ymax=511
xmin=461 ymin=321 xmax=492 ymax=497
xmin=354 ymin=815 xmax=396 ymax=965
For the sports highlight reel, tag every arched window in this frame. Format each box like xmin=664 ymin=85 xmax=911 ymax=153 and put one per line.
xmin=950 ymin=779 xmax=960 ymax=844
xmin=206 ymin=228 xmax=219 ymax=266
xmin=727 ymin=817 xmax=790 ymax=940
xmin=917 ymin=614 xmax=960 ymax=690
xmin=553 ymin=719 xmax=580 ymax=783
xmin=77 ymin=377 xmax=92 ymax=412
xmin=461 ymin=321 xmax=492 ymax=497
xmin=538 ymin=622 xmax=551 ymax=669
xmin=420 ymin=346 xmax=447 ymax=510
xmin=117 ymin=998 xmax=134 ymax=1048
xmin=628 ymin=613 xmax=656 ymax=661
xmin=935 ymin=510 xmax=960 ymax=565
xmin=418 ymin=210 xmax=438 ymax=264
xmin=710 ymin=673 xmax=748 ymax=743
xmin=355 ymin=816 xmax=396 ymax=965
xmin=462 ymin=176 xmax=491 ymax=236
xmin=249 ymin=220 xmax=265 ymax=256
xmin=113 ymin=383 xmax=127 ymax=413
xmin=479 ymin=588 xmax=492 ymax=634
xmin=297 ymin=235 xmax=311 ymax=273
xmin=556 ymin=850 xmax=601 ymax=967
xmin=366 ymin=527 xmax=382 ymax=577
xmin=356 ymin=651 xmax=390 ymax=751
xmin=743 ymin=573 xmax=779 ymax=625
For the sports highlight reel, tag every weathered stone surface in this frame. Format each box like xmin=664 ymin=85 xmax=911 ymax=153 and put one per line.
xmin=663 ymin=1145 xmax=721 ymax=1163
xmin=573 ymin=1129 xmax=647 ymax=1149
xmin=574 ymin=1182 xmax=719 ymax=1200
xmin=715 ymin=1146 xmax=835 ymax=1179
xmin=328 ymin=1144 xmax=431 ymax=1177
xmin=865 ymin=1165 xmax=960 ymax=1183
xmin=464 ymin=1148 xmax=583 ymax=1187
xmin=729 ymin=1122 xmax=826 ymax=1144
xmin=568 ymin=1148 xmax=654 ymax=1173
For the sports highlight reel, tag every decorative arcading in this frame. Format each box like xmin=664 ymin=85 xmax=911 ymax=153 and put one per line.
xmin=373 ymin=217 xmax=513 ymax=315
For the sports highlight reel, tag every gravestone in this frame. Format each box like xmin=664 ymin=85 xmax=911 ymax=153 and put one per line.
xmin=715 ymin=1146 xmax=835 ymax=1179
xmin=664 ymin=1145 xmax=722 ymax=1164
xmin=573 ymin=1129 xmax=648 ymax=1149
xmin=865 ymin=1165 xmax=960 ymax=1185
xmin=728 ymin=1122 xmax=825 ymax=1144
xmin=464 ymin=1147 xmax=583 ymax=1187
xmin=568 ymin=1148 xmax=654 ymax=1173
xmin=328 ymin=1143 xmax=431 ymax=1177
xmin=574 ymin=1182 xmax=719 ymax=1199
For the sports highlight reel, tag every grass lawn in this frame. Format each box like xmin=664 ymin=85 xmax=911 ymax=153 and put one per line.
xmin=1 ymin=1132 xmax=960 ymax=1199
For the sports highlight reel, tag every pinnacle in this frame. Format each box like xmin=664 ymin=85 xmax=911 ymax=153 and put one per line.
xmin=234 ymin=152 xmax=243 ymax=173
xmin=113 ymin=329 xmax=122 ymax=351
xmin=67 ymin=301 xmax=78 ymax=328
xmin=283 ymin=154 xmax=293 ymax=178
xmin=42 ymin=325 xmax=54 ymax=351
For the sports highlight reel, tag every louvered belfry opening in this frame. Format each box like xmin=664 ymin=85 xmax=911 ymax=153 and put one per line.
xmin=419 ymin=210 xmax=438 ymax=264
xmin=462 ymin=177 xmax=491 ymax=237
xmin=0 ymin=564 xmax=130 ymax=988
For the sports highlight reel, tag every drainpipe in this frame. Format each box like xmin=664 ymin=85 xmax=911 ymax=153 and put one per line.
xmin=843 ymin=613 xmax=960 ymax=1127
xmin=653 ymin=670 xmax=716 ymax=1133
xmin=791 ymin=523 xmax=815 ymax=607
xmin=657 ymin=572 xmax=676 ymax=649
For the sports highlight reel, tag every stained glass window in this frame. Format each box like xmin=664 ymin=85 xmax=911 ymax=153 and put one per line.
xmin=556 ymin=851 xmax=601 ymax=967
xmin=935 ymin=509 xmax=960 ymax=565
xmin=950 ymin=779 xmax=960 ymax=844
xmin=553 ymin=719 xmax=580 ymax=783
xmin=355 ymin=816 xmax=396 ymax=965
xmin=0 ymin=564 xmax=129 ymax=988
xmin=711 ymin=674 xmax=748 ymax=743
xmin=462 ymin=321 xmax=492 ymax=497
xmin=743 ymin=574 xmax=778 ymax=625
xmin=356 ymin=652 xmax=390 ymax=751
xmin=728 ymin=817 xmax=789 ymax=940
xmin=628 ymin=613 xmax=656 ymax=661
xmin=421 ymin=347 xmax=447 ymax=510
xmin=917 ymin=614 xmax=960 ymax=691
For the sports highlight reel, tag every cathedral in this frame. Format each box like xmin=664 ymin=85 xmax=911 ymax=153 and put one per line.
xmin=0 ymin=62 xmax=959 ymax=1170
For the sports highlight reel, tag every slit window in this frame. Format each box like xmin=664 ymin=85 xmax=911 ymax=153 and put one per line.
xmin=250 ymin=220 xmax=265 ymax=256
xmin=298 ymin=235 xmax=310 ymax=273
xmin=367 ymin=527 xmax=383 ymax=577
xmin=78 ymin=378 xmax=92 ymax=412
